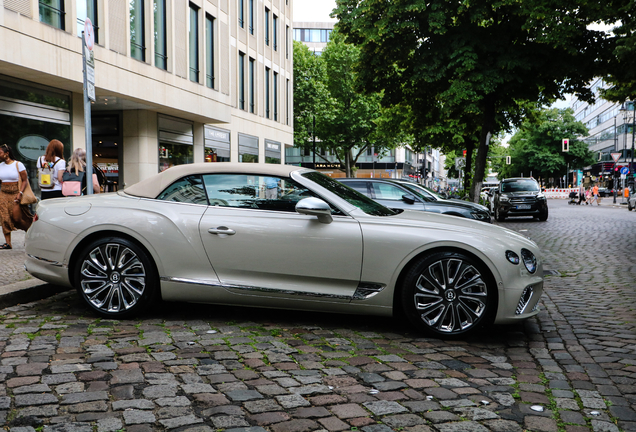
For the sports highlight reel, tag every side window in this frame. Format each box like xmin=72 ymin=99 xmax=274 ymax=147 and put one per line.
xmin=156 ymin=175 xmax=207 ymax=204
xmin=202 ymin=174 xmax=341 ymax=214
xmin=342 ymin=181 xmax=370 ymax=197
xmin=372 ymin=183 xmax=406 ymax=201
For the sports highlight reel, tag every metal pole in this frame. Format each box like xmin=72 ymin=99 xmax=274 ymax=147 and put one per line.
xmin=632 ymin=102 xmax=635 ymax=195
xmin=82 ymin=31 xmax=94 ymax=194
xmin=614 ymin=116 xmax=618 ymax=203
xmin=312 ymin=115 xmax=316 ymax=169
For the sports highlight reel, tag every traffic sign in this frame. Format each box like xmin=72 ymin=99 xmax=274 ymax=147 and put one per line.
xmin=612 ymin=152 xmax=622 ymax=162
xmin=84 ymin=18 xmax=94 ymax=51
xmin=621 ymin=167 xmax=629 ymax=175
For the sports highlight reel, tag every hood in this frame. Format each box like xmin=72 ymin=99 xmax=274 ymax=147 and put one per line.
xmin=441 ymin=198 xmax=490 ymax=212
xmin=385 ymin=209 xmax=539 ymax=249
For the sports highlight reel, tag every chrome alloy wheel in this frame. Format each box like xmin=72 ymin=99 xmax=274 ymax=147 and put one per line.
xmin=413 ymin=258 xmax=488 ymax=333
xmin=79 ymin=243 xmax=147 ymax=313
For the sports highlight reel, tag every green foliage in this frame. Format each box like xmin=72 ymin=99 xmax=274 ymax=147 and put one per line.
xmin=602 ymin=5 xmax=636 ymax=103
xmin=501 ymin=108 xmax=594 ymax=184
xmin=334 ymin=0 xmax=619 ymax=198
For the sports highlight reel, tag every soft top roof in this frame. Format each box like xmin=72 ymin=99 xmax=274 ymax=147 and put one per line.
xmin=124 ymin=163 xmax=305 ymax=199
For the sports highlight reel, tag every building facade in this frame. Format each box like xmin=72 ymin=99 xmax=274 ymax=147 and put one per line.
xmin=571 ymin=78 xmax=634 ymax=187
xmin=1 ymin=0 xmax=293 ymax=192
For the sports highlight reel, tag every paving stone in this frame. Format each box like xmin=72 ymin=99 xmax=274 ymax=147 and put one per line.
xmin=61 ymin=391 xmax=108 ymax=404
xmin=269 ymin=419 xmax=319 ymax=432
xmin=243 ymin=399 xmax=284 ymax=413
xmin=435 ymin=421 xmax=489 ymax=431
xmin=275 ymin=394 xmax=310 ymax=408
xmin=363 ymin=400 xmax=408 ymax=416
xmin=159 ymin=415 xmax=204 ymax=429
xmin=112 ymin=399 xmax=155 ymax=410
xmin=211 ymin=416 xmax=251 ymax=428
xmin=110 ymin=369 xmax=144 ymax=384
xmin=226 ymin=390 xmax=263 ymax=401
xmin=123 ymin=410 xmax=156 ymax=425
xmin=15 ymin=394 xmax=58 ymax=406
xmin=524 ymin=416 xmax=558 ymax=432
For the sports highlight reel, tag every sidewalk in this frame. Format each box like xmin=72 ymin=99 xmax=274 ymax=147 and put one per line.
xmin=0 ymin=230 xmax=70 ymax=308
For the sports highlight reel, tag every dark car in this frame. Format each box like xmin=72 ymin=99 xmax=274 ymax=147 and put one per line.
xmin=338 ymin=178 xmax=492 ymax=223
xmin=491 ymin=178 xmax=548 ymax=221
xmin=597 ymin=187 xmax=614 ymax=197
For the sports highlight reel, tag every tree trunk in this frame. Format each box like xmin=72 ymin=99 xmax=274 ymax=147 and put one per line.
xmin=463 ymin=140 xmax=474 ymax=192
xmin=471 ymin=98 xmax=496 ymax=202
xmin=345 ymin=151 xmax=352 ymax=177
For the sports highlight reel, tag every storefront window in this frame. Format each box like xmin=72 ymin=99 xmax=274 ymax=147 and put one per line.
xmin=205 ymin=147 xmax=230 ymax=162
xmin=158 ymin=115 xmax=194 ymax=172
xmin=238 ymin=133 xmax=258 ymax=163
xmin=159 ymin=143 xmax=194 ymax=172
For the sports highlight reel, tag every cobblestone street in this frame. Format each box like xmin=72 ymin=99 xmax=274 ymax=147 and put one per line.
xmin=0 ymin=199 xmax=635 ymax=432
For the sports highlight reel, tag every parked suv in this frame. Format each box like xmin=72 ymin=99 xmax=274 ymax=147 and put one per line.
xmin=491 ymin=178 xmax=548 ymax=221
xmin=338 ymin=178 xmax=492 ymax=223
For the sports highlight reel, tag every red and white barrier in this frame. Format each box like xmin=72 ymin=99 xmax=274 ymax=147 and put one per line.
xmin=543 ymin=188 xmax=577 ymax=199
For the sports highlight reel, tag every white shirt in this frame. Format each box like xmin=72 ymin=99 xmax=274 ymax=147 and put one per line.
xmin=0 ymin=161 xmax=26 ymax=182
xmin=37 ymin=156 xmax=66 ymax=191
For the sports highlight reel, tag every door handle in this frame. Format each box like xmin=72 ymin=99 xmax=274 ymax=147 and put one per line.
xmin=208 ymin=227 xmax=236 ymax=236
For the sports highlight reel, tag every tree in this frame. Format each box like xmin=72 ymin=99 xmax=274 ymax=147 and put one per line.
xmin=602 ymin=6 xmax=636 ymax=103
xmin=334 ymin=0 xmax=617 ymax=200
xmin=500 ymin=108 xmax=594 ymax=185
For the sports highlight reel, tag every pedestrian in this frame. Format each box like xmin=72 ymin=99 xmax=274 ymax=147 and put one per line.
xmin=37 ymin=139 xmax=66 ymax=200
xmin=585 ymin=187 xmax=592 ymax=205
xmin=591 ymin=183 xmax=600 ymax=206
xmin=0 ymin=144 xmax=34 ymax=249
xmin=62 ymin=148 xmax=88 ymax=196
xmin=578 ymin=182 xmax=585 ymax=205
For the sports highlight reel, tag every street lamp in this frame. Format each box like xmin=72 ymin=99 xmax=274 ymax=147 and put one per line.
xmin=620 ymin=101 xmax=636 ymax=195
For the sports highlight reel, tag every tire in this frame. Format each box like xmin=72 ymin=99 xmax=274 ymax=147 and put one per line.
xmin=75 ymin=237 xmax=158 ymax=319
xmin=495 ymin=205 xmax=505 ymax=222
xmin=538 ymin=208 xmax=548 ymax=221
xmin=400 ymin=251 xmax=497 ymax=338
xmin=629 ymin=200 xmax=633 ymax=211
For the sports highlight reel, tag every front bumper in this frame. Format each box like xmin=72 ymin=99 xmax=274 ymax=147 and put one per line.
xmin=499 ymin=200 xmax=547 ymax=217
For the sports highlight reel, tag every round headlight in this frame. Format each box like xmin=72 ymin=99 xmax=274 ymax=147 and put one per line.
xmin=521 ymin=248 xmax=537 ymax=273
xmin=506 ymin=250 xmax=520 ymax=265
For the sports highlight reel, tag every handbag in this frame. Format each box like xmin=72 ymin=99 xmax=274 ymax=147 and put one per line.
xmin=38 ymin=156 xmax=61 ymax=189
xmin=16 ymin=163 xmax=37 ymax=205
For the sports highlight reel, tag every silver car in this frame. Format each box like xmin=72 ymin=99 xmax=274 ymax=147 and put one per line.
xmin=25 ymin=163 xmax=543 ymax=337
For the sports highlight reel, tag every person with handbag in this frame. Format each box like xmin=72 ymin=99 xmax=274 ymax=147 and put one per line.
xmin=36 ymin=139 xmax=66 ymax=200
xmin=0 ymin=144 xmax=37 ymax=249
xmin=62 ymin=148 xmax=100 ymax=196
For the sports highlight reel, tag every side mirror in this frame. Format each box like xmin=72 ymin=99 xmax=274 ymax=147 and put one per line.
xmin=542 ymin=187 xmax=546 ymax=192
xmin=295 ymin=197 xmax=333 ymax=224
xmin=402 ymin=194 xmax=416 ymax=204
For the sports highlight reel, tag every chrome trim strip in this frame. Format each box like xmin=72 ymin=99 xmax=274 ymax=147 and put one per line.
xmin=161 ymin=277 xmax=352 ymax=300
xmin=26 ymin=254 xmax=65 ymax=268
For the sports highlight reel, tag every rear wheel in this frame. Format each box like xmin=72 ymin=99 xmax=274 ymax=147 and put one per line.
xmin=74 ymin=237 xmax=158 ymax=319
xmin=400 ymin=251 xmax=497 ymax=338
xmin=629 ymin=200 xmax=633 ymax=211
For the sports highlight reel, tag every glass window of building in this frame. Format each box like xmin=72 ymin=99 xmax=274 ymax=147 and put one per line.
xmin=238 ymin=52 xmax=245 ymax=110
xmin=265 ymin=7 xmax=270 ymax=46
xmin=286 ymin=78 xmax=289 ymax=125
xmin=248 ymin=0 xmax=254 ymax=35
xmin=249 ymin=57 xmax=255 ymax=113
xmin=273 ymin=71 xmax=278 ymax=122
xmin=158 ymin=116 xmax=194 ymax=172
xmin=286 ymin=25 xmax=289 ymax=59
xmin=76 ymin=0 xmax=98 ymax=43
xmin=130 ymin=0 xmax=145 ymax=61
xmin=238 ymin=133 xmax=259 ymax=163
xmin=189 ymin=3 xmax=199 ymax=82
xmin=206 ymin=14 xmax=215 ymax=88
xmin=273 ymin=14 xmax=278 ymax=50
xmin=265 ymin=67 xmax=270 ymax=119
xmin=238 ymin=0 xmax=244 ymax=28
xmin=154 ymin=0 xmax=167 ymax=69
xmin=40 ymin=0 xmax=65 ymax=29
xmin=205 ymin=126 xmax=231 ymax=162
xmin=265 ymin=140 xmax=281 ymax=164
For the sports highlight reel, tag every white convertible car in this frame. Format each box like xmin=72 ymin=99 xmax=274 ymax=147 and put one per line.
xmin=25 ymin=163 xmax=543 ymax=337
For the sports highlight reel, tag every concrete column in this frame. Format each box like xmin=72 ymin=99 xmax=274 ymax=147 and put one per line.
xmin=193 ymin=121 xmax=204 ymax=163
xmin=123 ymin=110 xmax=158 ymax=186
xmin=71 ymin=93 xmax=86 ymax=150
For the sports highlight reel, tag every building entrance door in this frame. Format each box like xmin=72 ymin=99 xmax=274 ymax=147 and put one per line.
xmin=91 ymin=113 xmax=122 ymax=191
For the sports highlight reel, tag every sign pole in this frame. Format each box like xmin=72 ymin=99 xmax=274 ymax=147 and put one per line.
xmin=83 ymin=18 xmax=96 ymax=194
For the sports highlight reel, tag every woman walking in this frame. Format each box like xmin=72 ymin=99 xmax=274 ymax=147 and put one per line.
xmin=63 ymin=148 xmax=88 ymax=195
xmin=0 ymin=144 xmax=28 ymax=249
xmin=37 ymin=139 xmax=66 ymax=200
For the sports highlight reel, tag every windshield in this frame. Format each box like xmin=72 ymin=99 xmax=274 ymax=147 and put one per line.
xmin=501 ymin=180 xmax=540 ymax=193
xmin=301 ymin=172 xmax=396 ymax=216
xmin=399 ymin=182 xmax=444 ymax=200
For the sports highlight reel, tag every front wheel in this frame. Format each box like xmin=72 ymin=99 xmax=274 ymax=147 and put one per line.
xmin=629 ymin=200 xmax=633 ymax=211
xmin=74 ymin=237 xmax=158 ymax=319
xmin=538 ymin=208 xmax=548 ymax=221
xmin=400 ymin=251 xmax=497 ymax=338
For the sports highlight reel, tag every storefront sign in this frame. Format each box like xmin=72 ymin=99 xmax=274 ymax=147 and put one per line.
xmin=16 ymin=135 xmax=49 ymax=161
xmin=205 ymin=127 xmax=230 ymax=142
xmin=315 ymin=163 xmax=341 ymax=169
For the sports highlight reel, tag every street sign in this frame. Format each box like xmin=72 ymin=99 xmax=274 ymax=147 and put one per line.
xmin=621 ymin=167 xmax=629 ymax=175
xmin=612 ymin=153 xmax=622 ymax=162
xmin=84 ymin=18 xmax=95 ymax=51
xmin=455 ymin=157 xmax=465 ymax=170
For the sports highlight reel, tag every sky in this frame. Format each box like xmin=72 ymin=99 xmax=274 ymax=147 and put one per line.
xmin=294 ymin=0 xmax=337 ymax=22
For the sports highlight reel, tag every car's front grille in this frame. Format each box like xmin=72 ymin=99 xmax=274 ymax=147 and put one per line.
xmin=510 ymin=197 xmax=537 ymax=204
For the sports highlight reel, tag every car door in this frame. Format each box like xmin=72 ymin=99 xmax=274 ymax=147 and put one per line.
xmin=198 ymin=173 xmax=363 ymax=302
xmin=371 ymin=182 xmax=426 ymax=211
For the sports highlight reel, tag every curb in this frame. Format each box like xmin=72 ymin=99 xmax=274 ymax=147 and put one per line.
xmin=0 ymin=279 xmax=72 ymax=310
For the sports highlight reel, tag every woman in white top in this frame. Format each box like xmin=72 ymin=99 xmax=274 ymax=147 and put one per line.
xmin=36 ymin=139 xmax=66 ymax=200
xmin=0 ymin=144 xmax=28 ymax=249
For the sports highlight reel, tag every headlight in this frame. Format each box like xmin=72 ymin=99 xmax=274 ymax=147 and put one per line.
xmin=536 ymin=193 xmax=546 ymax=200
xmin=471 ymin=212 xmax=489 ymax=220
xmin=506 ymin=250 xmax=520 ymax=265
xmin=521 ymin=248 xmax=537 ymax=273
xmin=500 ymin=195 xmax=509 ymax=202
